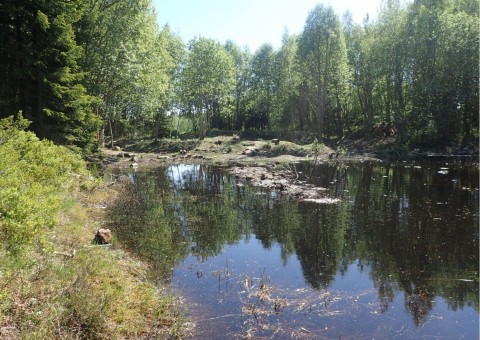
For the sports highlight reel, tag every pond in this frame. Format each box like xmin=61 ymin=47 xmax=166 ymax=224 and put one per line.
xmin=108 ymin=160 xmax=479 ymax=339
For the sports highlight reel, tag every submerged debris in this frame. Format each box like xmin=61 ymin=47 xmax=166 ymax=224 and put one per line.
xmin=229 ymin=166 xmax=337 ymax=203
xmin=304 ymin=198 xmax=341 ymax=204
xmin=237 ymin=273 xmax=372 ymax=339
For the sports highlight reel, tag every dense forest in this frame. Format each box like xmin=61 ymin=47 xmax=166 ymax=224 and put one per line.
xmin=1 ymin=0 xmax=478 ymax=151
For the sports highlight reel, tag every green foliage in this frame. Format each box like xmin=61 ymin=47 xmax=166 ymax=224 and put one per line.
xmin=273 ymin=32 xmax=301 ymax=132
xmin=179 ymin=37 xmax=236 ymax=138
xmin=0 ymin=119 xmax=182 ymax=337
xmin=244 ymin=43 xmax=276 ymax=131
xmin=0 ymin=0 xmax=100 ymax=151
xmin=172 ymin=114 xmax=194 ymax=136
xmin=174 ymin=0 xmax=479 ymax=147
xmin=311 ymin=138 xmax=320 ymax=154
xmin=298 ymin=4 xmax=350 ymax=138
xmin=340 ymin=0 xmax=479 ymax=145
xmin=1 ymin=0 xmax=478 ymax=149
xmin=76 ymin=0 xmax=182 ymax=145
xmin=0 ymin=115 xmax=90 ymax=255
xmin=225 ymin=41 xmax=251 ymax=130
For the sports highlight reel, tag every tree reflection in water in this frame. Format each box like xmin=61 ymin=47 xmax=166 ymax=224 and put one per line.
xmin=108 ymin=161 xmax=478 ymax=334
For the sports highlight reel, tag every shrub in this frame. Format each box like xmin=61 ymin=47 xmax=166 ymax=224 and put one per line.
xmin=0 ymin=115 xmax=181 ymax=338
xmin=0 ymin=114 xmax=91 ymax=255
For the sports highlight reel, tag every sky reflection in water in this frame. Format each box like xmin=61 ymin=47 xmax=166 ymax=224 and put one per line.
xmin=110 ymin=160 xmax=479 ymax=339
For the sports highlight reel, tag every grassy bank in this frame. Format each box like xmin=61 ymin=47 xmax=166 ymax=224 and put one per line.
xmin=0 ymin=117 xmax=183 ymax=338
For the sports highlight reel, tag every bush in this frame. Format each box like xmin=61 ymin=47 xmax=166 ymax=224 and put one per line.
xmin=0 ymin=115 xmax=91 ymax=255
xmin=0 ymin=115 xmax=182 ymax=338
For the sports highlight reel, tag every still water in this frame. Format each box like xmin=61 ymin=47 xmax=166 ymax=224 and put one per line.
xmin=108 ymin=160 xmax=478 ymax=339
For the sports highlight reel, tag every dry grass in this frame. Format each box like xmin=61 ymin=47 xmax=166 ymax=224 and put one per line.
xmin=0 ymin=183 xmax=185 ymax=339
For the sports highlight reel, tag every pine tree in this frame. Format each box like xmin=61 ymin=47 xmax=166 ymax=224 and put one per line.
xmin=0 ymin=0 xmax=99 ymax=151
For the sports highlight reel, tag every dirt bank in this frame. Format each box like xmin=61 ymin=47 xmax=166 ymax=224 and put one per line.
xmin=99 ymin=134 xmax=477 ymax=171
xmin=96 ymin=135 xmax=477 ymax=202
xmin=99 ymin=135 xmax=381 ymax=169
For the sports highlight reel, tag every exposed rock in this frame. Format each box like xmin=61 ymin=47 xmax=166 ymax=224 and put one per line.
xmin=244 ymin=148 xmax=259 ymax=156
xmin=94 ymin=228 xmax=112 ymax=244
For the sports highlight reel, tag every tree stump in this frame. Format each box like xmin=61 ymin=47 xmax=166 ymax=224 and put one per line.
xmin=94 ymin=228 xmax=112 ymax=244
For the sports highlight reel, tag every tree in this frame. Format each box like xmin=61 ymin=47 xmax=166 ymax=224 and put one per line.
xmin=343 ymin=12 xmax=377 ymax=135
xmin=76 ymin=0 xmax=147 ymax=146
xmin=244 ymin=44 xmax=276 ymax=131
xmin=370 ymin=0 xmax=409 ymax=143
xmin=273 ymin=31 xmax=301 ymax=133
xmin=434 ymin=0 xmax=479 ymax=144
xmin=298 ymin=4 xmax=350 ymax=139
xmin=0 ymin=0 xmax=100 ymax=150
xmin=76 ymin=0 xmax=178 ymax=146
xmin=179 ymin=37 xmax=235 ymax=139
xmin=155 ymin=25 xmax=185 ymax=138
xmin=120 ymin=15 xmax=181 ymax=140
xmin=225 ymin=40 xmax=251 ymax=130
xmin=403 ymin=0 xmax=443 ymax=144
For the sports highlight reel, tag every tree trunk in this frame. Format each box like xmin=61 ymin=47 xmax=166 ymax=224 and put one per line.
xmin=108 ymin=118 xmax=114 ymax=148
xmin=98 ymin=124 xmax=105 ymax=149
xmin=316 ymin=102 xmax=325 ymax=142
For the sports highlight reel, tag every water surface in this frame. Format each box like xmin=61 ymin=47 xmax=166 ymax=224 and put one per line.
xmin=108 ymin=160 xmax=478 ymax=339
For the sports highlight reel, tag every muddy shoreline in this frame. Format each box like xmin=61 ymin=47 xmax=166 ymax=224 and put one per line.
xmin=96 ymin=136 xmax=477 ymax=202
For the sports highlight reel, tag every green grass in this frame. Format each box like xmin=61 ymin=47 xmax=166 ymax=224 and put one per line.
xmin=0 ymin=115 xmax=184 ymax=339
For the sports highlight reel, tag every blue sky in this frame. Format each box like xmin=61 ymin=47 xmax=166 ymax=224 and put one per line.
xmin=152 ymin=0 xmax=384 ymax=51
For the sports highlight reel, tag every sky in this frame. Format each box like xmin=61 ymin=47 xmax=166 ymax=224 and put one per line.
xmin=152 ymin=0 xmax=384 ymax=51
